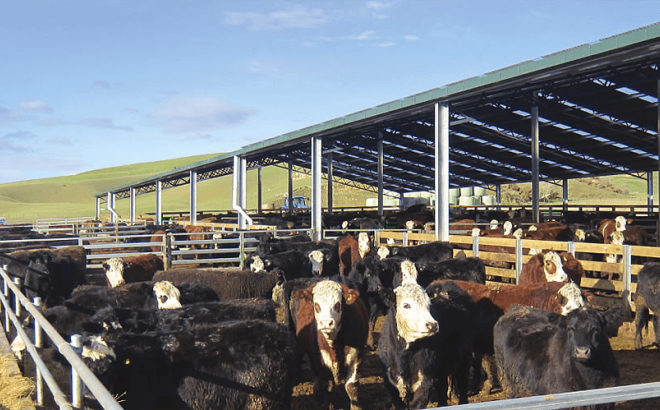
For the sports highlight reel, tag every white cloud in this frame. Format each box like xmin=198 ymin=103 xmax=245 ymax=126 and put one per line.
xmin=0 ymin=105 xmax=24 ymax=124
xmin=0 ymin=131 xmax=37 ymax=153
xmin=20 ymin=100 xmax=53 ymax=113
xmin=79 ymin=118 xmax=134 ymax=131
xmin=225 ymin=5 xmax=329 ymax=30
xmin=149 ymin=96 xmax=257 ymax=134
xmin=404 ymin=35 xmax=420 ymax=41
xmin=377 ymin=42 xmax=396 ymax=47
xmin=47 ymin=137 xmax=73 ymax=145
xmin=351 ymin=30 xmax=377 ymax=41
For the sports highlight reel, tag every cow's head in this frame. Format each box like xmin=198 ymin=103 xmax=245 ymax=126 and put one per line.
xmin=152 ymin=281 xmax=183 ymax=309
xmin=399 ymin=260 xmax=418 ymax=284
xmin=614 ymin=216 xmax=627 ymax=232
xmin=557 ymin=282 xmax=587 ymax=315
xmin=405 ymin=220 xmax=416 ymax=231
xmin=565 ymin=307 xmax=608 ymax=363
xmin=357 ymin=232 xmax=371 ymax=258
xmin=543 ymin=251 xmax=568 ymax=282
xmin=574 ymin=228 xmax=586 ymax=242
xmin=250 ymin=255 xmax=266 ymax=272
xmin=102 ymin=258 xmax=125 ymax=288
xmin=503 ymin=221 xmax=513 ymax=236
xmin=605 ymin=231 xmax=625 ymax=263
xmin=471 ymin=228 xmax=481 ymax=237
xmin=377 ymin=245 xmax=390 ymax=260
xmin=82 ymin=335 xmax=116 ymax=362
xmin=423 ymin=222 xmax=435 ymax=233
xmin=512 ymin=228 xmax=523 ymax=239
xmin=489 ymin=219 xmax=499 ymax=230
xmin=301 ymin=280 xmax=358 ymax=343
xmin=393 ymin=282 xmax=438 ymax=347
xmin=308 ymin=249 xmax=330 ymax=276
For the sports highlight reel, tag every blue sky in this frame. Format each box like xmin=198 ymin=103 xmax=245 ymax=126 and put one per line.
xmin=1 ymin=0 xmax=658 ymax=184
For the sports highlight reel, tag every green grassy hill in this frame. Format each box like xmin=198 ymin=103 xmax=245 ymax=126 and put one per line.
xmin=0 ymin=152 xmax=653 ymax=223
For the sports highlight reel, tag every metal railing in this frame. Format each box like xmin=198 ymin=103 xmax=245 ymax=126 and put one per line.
xmin=0 ymin=267 xmax=123 ymax=410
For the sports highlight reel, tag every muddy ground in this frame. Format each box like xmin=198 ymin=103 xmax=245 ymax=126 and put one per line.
xmin=290 ymin=320 xmax=660 ymax=410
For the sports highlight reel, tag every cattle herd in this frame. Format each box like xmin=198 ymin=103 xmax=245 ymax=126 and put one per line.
xmin=2 ymin=207 xmax=660 ymax=410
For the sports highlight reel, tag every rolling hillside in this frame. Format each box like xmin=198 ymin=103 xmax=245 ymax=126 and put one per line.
xmin=0 ymin=153 xmax=653 ymax=223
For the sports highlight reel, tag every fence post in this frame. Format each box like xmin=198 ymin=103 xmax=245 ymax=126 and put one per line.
xmin=3 ymin=274 xmax=9 ymax=333
xmin=13 ymin=278 xmax=21 ymax=319
xmin=472 ymin=235 xmax=480 ymax=258
xmin=515 ymin=238 xmax=523 ymax=284
xmin=239 ymin=232 xmax=246 ymax=270
xmin=623 ymin=245 xmax=632 ymax=305
xmin=34 ymin=297 xmax=44 ymax=406
xmin=164 ymin=233 xmax=173 ymax=270
xmin=567 ymin=241 xmax=576 ymax=256
xmin=71 ymin=334 xmax=83 ymax=409
xmin=403 ymin=231 xmax=409 ymax=246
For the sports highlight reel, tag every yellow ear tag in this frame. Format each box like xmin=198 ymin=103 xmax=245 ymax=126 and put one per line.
xmin=347 ymin=293 xmax=354 ymax=303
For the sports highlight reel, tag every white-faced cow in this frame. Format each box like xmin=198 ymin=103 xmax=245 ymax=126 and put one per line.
xmin=295 ymin=280 xmax=369 ymax=410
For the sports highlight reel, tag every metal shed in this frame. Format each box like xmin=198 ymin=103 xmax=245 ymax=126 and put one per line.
xmin=96 ymin=23 xmax=660 ymax=241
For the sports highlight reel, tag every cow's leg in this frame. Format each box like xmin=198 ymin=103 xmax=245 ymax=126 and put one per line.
xmin=453 ymin=356 xmax=472 ymax=405
xmin=344 ymin=347 xmax=362 ymax=410
xmin=634 ymin=295 xmax=649 ymax=349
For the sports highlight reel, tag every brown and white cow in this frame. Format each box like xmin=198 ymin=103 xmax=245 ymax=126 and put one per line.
xmin=295 ymin=280 xmax=368 ymax=410
xmin=599 ymin=215 xmax=630 ymax=244
xmin=518 ymin=251 xmax=569 ymax=285
xmin=102 ymin=254 xmax=164 ymax=288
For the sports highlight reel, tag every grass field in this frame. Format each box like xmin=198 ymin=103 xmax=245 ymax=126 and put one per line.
xmin=0 ymin=154 xmax=655 ymax=223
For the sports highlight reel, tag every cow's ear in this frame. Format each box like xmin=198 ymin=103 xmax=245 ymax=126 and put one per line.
xmin=296 ymin=289 xmax=313 ymax=303
xmin=391 ymin=247 xmax=400 ymax=256
xmin=344 ymin=288 xmax=360 ymax=305
xmin=102 ymin=263 xmax=108 ymax=270
xmin=324 ymin=252 xmax=332 ymax=261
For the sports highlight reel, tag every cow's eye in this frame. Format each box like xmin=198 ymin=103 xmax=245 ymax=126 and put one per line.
xmin=403 ymin=303 xmax=410 ymax=309
xmin=314 ymin=303 xmax=321 ymax=313
xmin=334 ymin=302 xmax=341 ymax=312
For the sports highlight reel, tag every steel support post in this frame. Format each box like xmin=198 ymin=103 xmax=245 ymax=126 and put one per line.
xmin=531 ymin=104 xmax=540 ymax=224
xmin=129 ymin=187 xmax=136 ymax=224
xmin=327 ymin=152 xmax=334 ymax=214
xmin=496 ymin=185 xmax=501 ymax=210
xmin=287 ymin=158 xmax=294 ymax=214
xmin=95 ymin=197 xmax=101 ymax=220
xmin=240 ymin=157 xmax=248 ymax=229
xmin=378 ymin=134 xmax=384 ymax=216
xmin=311 ymin=137 xmax=323 ymax=242
xmin=648 ymin=171 xmax=654 ymax=214
xmin=189 ymin=170 xmax=197 ymax=225
xmin=563 ymin=179 xmax=569 ymax=213
xmin=257 ymin=167 xmax=263 ymax=214
xmin=155 ymin=180 xmax=163 ymax=225
xmin=107 ymin=192 xmax=116 ymax=224
xmin=657 ymin=79 xmax=660 ymax=238
xmin=435 ymin=103 xmax=450 ymax=242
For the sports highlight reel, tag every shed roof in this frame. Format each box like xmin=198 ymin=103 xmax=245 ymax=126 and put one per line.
xmin=97 ymin=23 xmax=660 ymax=201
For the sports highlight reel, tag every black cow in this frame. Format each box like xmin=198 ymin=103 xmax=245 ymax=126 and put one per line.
xmin=86 ymin=320 xmax=297 ymax=410
xmin=377 ymin=280 xmax=474 ymax=408
xmin=386 ymin=241 xmax=453 ymax=264
xmin=414 ymin=257 xmax=486 ymax=287
xmin=494 ymin=304 xmax=620 ymax=404
xmin=635 ymin=261 xmax=660 ymax=349
xmin=153 ymin=268 xmax=283 ymax=300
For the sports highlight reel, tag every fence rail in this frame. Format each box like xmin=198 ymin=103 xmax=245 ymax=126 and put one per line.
xmin=0 ymin=267 xmax=123 ymax=410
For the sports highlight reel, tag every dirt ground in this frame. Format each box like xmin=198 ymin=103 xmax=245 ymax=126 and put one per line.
xmin=290 ymin=319 xmax=660 ymax=410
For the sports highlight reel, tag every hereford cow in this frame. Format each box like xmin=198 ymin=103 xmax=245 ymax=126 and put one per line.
xmin=102 ymin=254 xmax=163 ymax=288
xmin=378 ymin=280 xmax=474 ymax=408
xmin=494 ymin=304 xmax=620 ymax=405
xmin=338 ymin=232 xmax=372 ymax=275
xmin=598 ymin=215 xmax=630 ymax=244
xmin=518 ymin=251 xmax=570 ymax=285
xmin=295 ymin=280 xmax=369 ymax=410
